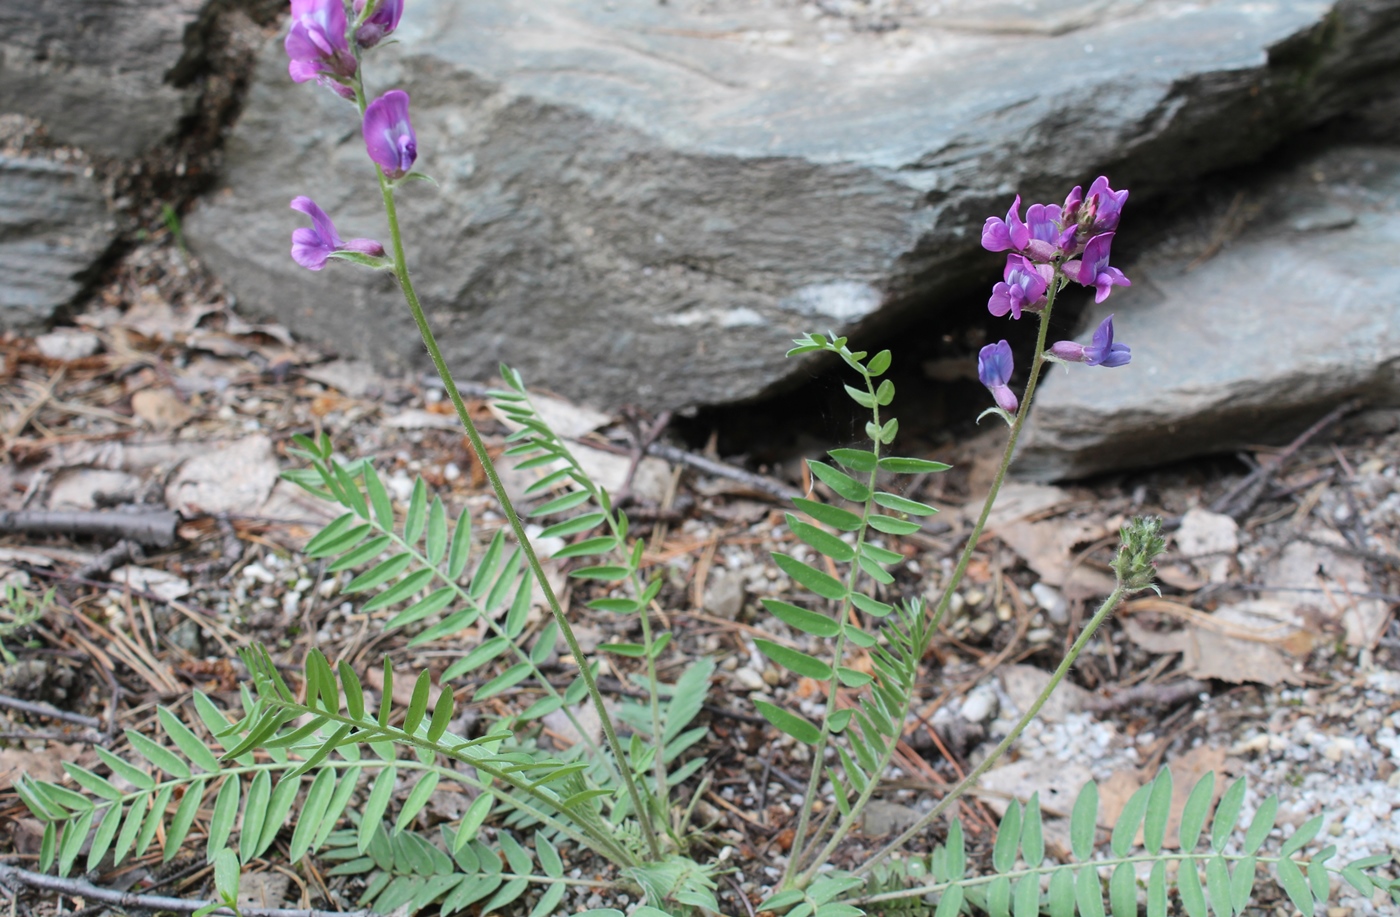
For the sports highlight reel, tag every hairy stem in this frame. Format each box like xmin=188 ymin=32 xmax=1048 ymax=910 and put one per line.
xmin=374 ymin=173 xmax=661 ymax=861
xmin=856 ymin=580 xmax=1127 ymax=876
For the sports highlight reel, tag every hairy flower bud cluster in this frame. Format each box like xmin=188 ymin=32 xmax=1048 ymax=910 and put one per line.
xmin=976 ymin=176 xmax=1134 ymax=411
xmin=283 ymin=0 xmax=419 ymax=271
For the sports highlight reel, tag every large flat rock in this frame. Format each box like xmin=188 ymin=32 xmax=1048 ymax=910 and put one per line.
xmin=0 ymin=0 xmax=210 ymax=158
xmin=187 ymin=0 xmax=1400 ymax=410
xmin=1015 ymin=144 xmax=1400 ymax=481
xmin=0 ymin=155 xmax=117 ymax=330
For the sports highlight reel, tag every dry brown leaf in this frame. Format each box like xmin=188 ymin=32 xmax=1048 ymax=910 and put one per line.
xmin=1000 ymin=664 xmax=1090 ymax=722
xmin=131 ymin=387 xmax=194 ymax=430
xmin=1120 ymin=600 xmax=1305 ymax=686
xmin=165 ymin=434 xmax=279 ymax=516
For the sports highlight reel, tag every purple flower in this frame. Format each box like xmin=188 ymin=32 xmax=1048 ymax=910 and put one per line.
xmin=290 ymin=197 xmax=385 ymax=271
xmin=1048 ymin=315 xmax=1132 ymax=368
xmin=354 ymin=0 xmax=403 ymax=49
xmin=1064 ymin=175 xmax=1129 ymax=237
xmin=286 ymin=0 xmax=357 ymax=93
xmin=1022 ymin=202 xmax=1077 ymax=261
xmin=978 ymin=340 xmax=1019 ymax=414
xmin=988 ymin=255 xmax=1052 ymax=319
xmin=982 ymin=195 xmax=1029 ymax=253
xmin=363 ymin=90 xmax=417 ymax=179
xmin=1061 ymin=232 xmax=1131 ymax=303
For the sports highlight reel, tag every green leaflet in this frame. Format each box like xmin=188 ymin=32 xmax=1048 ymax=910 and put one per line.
xmin=754 ymin=700 xmax=820 ymax=745
xmin=755 ymin=638 xmax=833 ymax=680
xmin=772 ymin=552 xmax=847 ymax=600
xmin=763 ymin=598 xmax=841 ymax=637
xmin=807 ymin=460 xmax=871 ymax=503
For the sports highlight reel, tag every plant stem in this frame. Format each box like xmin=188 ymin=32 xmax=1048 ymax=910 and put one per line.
xmin=855 ymin=580 xmax=1127 ymax=877
xmin=782 ymin=362 xmax=883 ymax=886
xmin=374 ymin=173 xmax=662 ymax=862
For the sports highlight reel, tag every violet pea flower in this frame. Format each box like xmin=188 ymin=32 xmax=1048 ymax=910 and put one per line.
xmin=286 ymin=0 xmax=357 ymax=93
xmin=977 ymin=340 xmax=1019 ymax=414
xmin=1064 ymin=175 xmax=1128 ymax=237
xmin=1061 ymin=232 xmax=1131 ymax=303
xmin=981 ymin=195 xmax=1029 ymax=253
xmin=1022 ymin=202 xmax=1076 ymax=261
xmin=363 ymin=90 xmax=417 ymax=179
xmin=988 ymin=254 xmax=1052 ymax=319
xmin=1048 ymin=315 xmax=1132 ymax=368
xmin=290 ymin=197 xmax=385 ymax=271
xmin=354 ymin=0 xmax=403 ymax=49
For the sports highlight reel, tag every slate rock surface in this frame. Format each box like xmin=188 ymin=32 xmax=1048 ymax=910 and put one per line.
xmin=0 ymin=155 xmax=116 ymax=330
xmin=0 ymin=0 xmax=212 ymax=159
xmin=1015 ymin=144 xmax=1400 ymax=481
xmin=187 ymin=0 xmax=1400 ymax=411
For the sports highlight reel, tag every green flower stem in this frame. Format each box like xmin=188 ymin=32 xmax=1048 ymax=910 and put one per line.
xmin=782 ymin=361 xmax=883 ymax=887
xmin=374 ymin=172 xmax=662 ymax=862
xmin=856 ymin=579 xmax=1126 ymax=877
xmin=635 ymin=595 xmax=669 ymax=818
xmin=850 ymin=851 xmax=1299 ymax=908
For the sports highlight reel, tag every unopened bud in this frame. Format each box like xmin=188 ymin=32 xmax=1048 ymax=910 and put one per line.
xmin=1112 ymin=515 xmax=1165 ymax=592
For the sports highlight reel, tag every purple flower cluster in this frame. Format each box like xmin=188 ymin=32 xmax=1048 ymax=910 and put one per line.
xmin=283 ymin=1 xmax=420 ymax=271
xmin=977 ymin=176 xmax=1134 ymax=411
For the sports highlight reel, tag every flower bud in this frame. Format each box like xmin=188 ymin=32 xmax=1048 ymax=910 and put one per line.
xmin=1111 ymin=516 xmax=1165 ymax=592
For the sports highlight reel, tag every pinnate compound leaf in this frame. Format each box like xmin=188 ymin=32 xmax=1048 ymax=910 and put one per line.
xmin=763 ymin=598 xmax=840 ymax=637
xmin=1070 ymin=779 xmax=1098 ymax=860
xmin=755 ymin=638 xmax=833 ymax=680
xmin=1179 ymin=770 xmax=1215 ymax=851
xmin=1244 ymin=793 xmax=1278 ymax=854
xmin=755 ymin=700 xmax=820 ymax=745
xmin=345 ymin=553 xmax=413 ymax=593
xmin=772 ymin=552 xmax=847 ymax=600
xmin=1211 ymin=776 xmax=1247 ymax=852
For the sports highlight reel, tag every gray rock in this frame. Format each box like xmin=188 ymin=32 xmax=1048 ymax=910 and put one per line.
xmin=1016 ymin=145 xmax=1400 ymax=480
xmin=186 ymin=0 xmax=1400 ymax=411
xmin=0 ymin=155 xmax=116 ymax=330
xmin=0 ymin=0 xmax=210 ymax=158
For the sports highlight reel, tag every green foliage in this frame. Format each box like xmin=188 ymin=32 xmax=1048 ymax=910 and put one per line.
xmin=848 ymin=769 xmax=1398 ymax=917
xmin=0 ymin=582 xmax=49 ymax=663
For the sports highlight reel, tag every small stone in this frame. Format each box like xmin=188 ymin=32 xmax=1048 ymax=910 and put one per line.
xmin=967 ymin=612 xmax=997 ymax=638
xmin=734 ymin=667 xmax=766 ymax=691
xmin=960 ymin=685 xmax=998 ymax=724
xmin=1030 ymin=582 xmax=1069 ymax=625
xmin=963 ymin=588 xmax=986 ymax=607
xmin=35 ymin=329 xmax=101 ymax=361
xmin=704 ymin=567 xmax=747 ymax=619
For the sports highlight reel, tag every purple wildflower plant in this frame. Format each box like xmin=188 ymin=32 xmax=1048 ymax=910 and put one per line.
xmin=354 ymin=0 xmax=404 ymax=49
xmin=1048 ymin=315 xmax=1131 ymax=368
xmin=987 ymin=254 xmax=1052 ymax=320
xmin=977 ymin=340 xmax=1019 ymax=415
xmin=1062 ymin=231 xmax=1131 ymax=303
xmin=363 ymin=90 xmax=418 ymax=179
xmin=290 ymin=197 xmax=385 ymax=271
xmin=286 ymin=0 xmax=358 ymax=97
